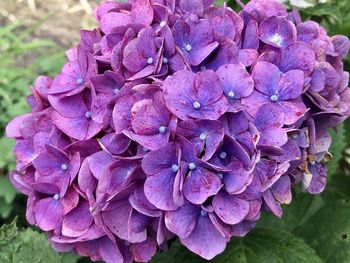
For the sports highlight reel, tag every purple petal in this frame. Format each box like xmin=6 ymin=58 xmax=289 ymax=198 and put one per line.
xmin=212 ymin=191 xmax=249 ymax=225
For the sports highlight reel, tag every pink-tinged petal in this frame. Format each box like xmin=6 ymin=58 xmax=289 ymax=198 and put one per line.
xmin=103 ymin=202 xmax=145 ymax=242
xmin=165 ymin=201 xmax=199 ymax=238
xmin=61 ymin=188 xmax=80 ymax=214
xmin=9 ymin=171 xmax=33 ymax=196
xmin=98 ymin=237 xmax=124 ymax=263
xmin=34 ymin=197 xmax=63 ymax=231
xmin=129 ymin=187 xmax=161 ymax=217
xmin=259 ymin=126 xmax=288 ymax=147
xmin=131 ymin=0 xmax=153 ymax=26
xmin=177 ymin=119 xmax=224 ymax=161
xmin=241 ymin=90 xmax=269 ymax=117
xmin=277 ymin=70 xmax=305 ymax=100
xmin=99 ymin=133 xmax=131 ymax=155
xmin=179 ymin=0 xmax=204 ymax=16
xmin=271 ymin=175 xmax=292 ymax=204
xmin=259 ymin=16 xmax=296 ymax=48
xmin=262 ymin=190 xmax=283 ymax=218
xmin=130 ymin=237 xmax=157 ymax=262
xmin=223 ymin=161 xmax=251 ymax=194
xmin=163 ymin=70 xmax=196 ymax=120
xmin=280 ymin=100 xmax=307 ymax=125
xmin=62 ymin=201 xmax=93 ymax=237
xmin=331 ymin=35 xmax=350 ymax=59
xmin=307 ymin=163 xmax=327 ymax=194
xmin=216 ymin=63 xmax=254 ymax=98
xmin=279 ymin=42 xmax=316 ymax=76
xmin=52 ymin=112 xmax=88 ymax=141
xmin=100 ymin=12 xmax=131 ymax=35
xmin=181 ymin=214 xmax=227 ymax=260
xmin=238 ymin=49 xmax=258 ymax=67
xmin=13 ymin=139 xmax=35 ymax=170
xmin=48 ymin=93 xmax=87 ymax=118
xmin=141 ymin=142 xmax=178 ymax=175
xmin=188 ymin=42 xmax=219 ymax=66
xmin=244 ymin=0 xmax=288 ymax=18
xmin=123 ymin=130 xmax=169 ymax=151
xmin=246 ymin=199 xmax=262 ymax=220
xmin=183 ymin=167 xmax=221 ymax=204
xmin=242 ymin=17 xmax=259 ymax=50
xmin=252 ymin=61 xmax=281 ymax=95
xmin=212 ymin=191 xmax=249 ymax=225
xmin=230 ymin=220 xmax=256 ymax=237
xmin=144 ymin=169 xmax=180 ymax=211
xmin=6 ymin=114 xmax=31 ymax=138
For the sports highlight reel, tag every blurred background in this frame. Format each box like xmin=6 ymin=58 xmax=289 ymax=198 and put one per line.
xmin=0 ymin=0 xmax=350 ymax=262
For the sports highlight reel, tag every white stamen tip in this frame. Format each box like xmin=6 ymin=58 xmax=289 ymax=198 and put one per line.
xmin=76 ymin=78 xmax=84 ymax=85
xmin=270 ymin=33 xmax=283 ymax=45
xmin=200 ymin=210 xmax=207 ymax=216
xmin=53 ymin=194 xmax=60 ymax=200
xmin=270 ymin=95 xmax=279 ymax=102
xmin=189 ymin=162 xmax=196 ymax=170
xmin=185 ymin=44 xmax=192 ymax=52
xmin=172 ymin=164 xmax=179 ymax=173
xmin=163 ymin=57 xmax=168 ymax=64
xmin=113 ymin=88 xmax=120 ymax=95
xmin=160 ymin=21 xmax=167 ymax=28
xmin=193 ymin=101 xmax=201 ymax=109
xmin=217 ymin=173 xmax=224 ymax=180
xmin=199 ymin=133 xmax=207 ymax=141
xmin=220 ymin=151 xmax=227 ymax=159
xmin=159 ymin=126 xmax=167 ymax=134
xmin=228 ymin=91 xmax=235 ymax=98
xmin=85 ymin=111 xmax=91 ymax=118
xmin=147 ymin=57 xmax=154 ymax=65
xmin=61 ymin=163 xmax=68 ymax=171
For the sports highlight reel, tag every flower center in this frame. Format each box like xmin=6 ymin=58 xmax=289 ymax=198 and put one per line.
xmin=185 ymin=43 xmax=192 ymax=52
xmin=217 ymin=173 xmax=224 ymax=180
xmin=270 ymin=95 xmax=279 ymax=102
xmin=53 ymin=194 xmax=60 ymax=200
xmin=76 ymin=78 xmax=84 ymax=85
xmin=159 ymin=126 xmax=167 ymax=134
xmin=160 ymin=21 xmax=167 ymax=28
xmin=147 ymin=57 xmax=154 ymax=65
xmin=228 ymin=91 xmax=235 ymax=98
xmin=193 ymin=101 xmax=201 ymax=110
xmin=200 ymin=66 xmax=206 ymax=71
xmin=61 ymin=163 xmax=68 ymax=171
xmin=270 ymin=33 xmax=283 ymax=45
xmin=310 ymin=160 xmax=316 ymax=165
xmin=220 ymin=151 xmax=227 ymax=159
xmin=189 ymin=162 xmax=196 ymax=170
xmin=291 ymin=134 xmax=298 ymax=139
xmin=163 ymin=57 xmax=168 ymax=64
xmin=85 ymin=111 xmax=91 ymax=118
xmin=199 ymin=133 xmax=207 ymax=141
xmin=200 ymin=210 xmax=207 ymax=216
xmin=113 ymin=88 xmax=120 ymax=95
xmin=172 ymin=164 xmax=179 ymax=173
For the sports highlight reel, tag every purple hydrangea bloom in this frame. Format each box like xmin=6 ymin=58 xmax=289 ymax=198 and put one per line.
xmin=5 ymin=0 xmax=350 ymax=262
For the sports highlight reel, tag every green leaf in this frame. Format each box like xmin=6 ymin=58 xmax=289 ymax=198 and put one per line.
xmin=258 ymin=192 xmax=324 ymax=232
xmin=0 ymin=176 xmax=17 ymax=204
xmin=0 ymin=138 xmax=15 ymax=169
xmin=294 ymin=199 xmax=350 ymax=263
xmin=152 ymin=229 xmax=322 ymax=263
xmin=328 ymin=125 xmax=346 ymax=178
xmin=0 ymin=220 xmax=61 ymax=263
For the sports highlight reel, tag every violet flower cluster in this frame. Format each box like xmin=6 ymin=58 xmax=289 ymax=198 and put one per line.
xmin=6 ymin=0 xmax=350 ymax=262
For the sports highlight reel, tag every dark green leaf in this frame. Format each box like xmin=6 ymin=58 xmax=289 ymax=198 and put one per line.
xmin=294 ymin=199 xmax=350 ymax=262
xmin=258 ymin=192 xmax=324 ymax=232
xmin=152 ymin=229 xmax=322 ymax=263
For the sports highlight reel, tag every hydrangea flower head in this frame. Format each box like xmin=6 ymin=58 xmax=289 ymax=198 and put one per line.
xmin=6 ymin=0 xmax=350 ymax=262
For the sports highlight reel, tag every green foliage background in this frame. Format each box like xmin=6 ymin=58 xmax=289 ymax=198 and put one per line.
xmin=1 ymin=0 xmax=350 ymax=262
